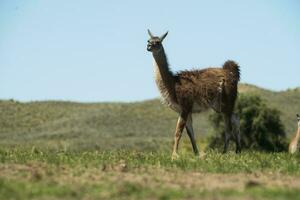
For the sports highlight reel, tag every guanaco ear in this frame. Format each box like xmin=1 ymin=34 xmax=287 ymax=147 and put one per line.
xmin=160 ymin=31 xmax=168 ymax=41
xmin=297 ymin=114 xmax=300 ymax=119
xmin=147 ymin=29 xmax=154 ymax=38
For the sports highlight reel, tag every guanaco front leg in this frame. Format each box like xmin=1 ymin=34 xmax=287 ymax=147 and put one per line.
xmin=172 ymin=113 xmax=187 ymax=160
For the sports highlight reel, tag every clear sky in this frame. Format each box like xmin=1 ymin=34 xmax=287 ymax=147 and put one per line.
xmin=1 ymin=0 xmax=299 ymax=102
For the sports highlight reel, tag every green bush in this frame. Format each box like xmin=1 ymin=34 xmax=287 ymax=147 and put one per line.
xmin=208 ymin=94 xmax=287 ymax=152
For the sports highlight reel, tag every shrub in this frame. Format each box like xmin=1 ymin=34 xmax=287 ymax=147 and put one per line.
xmin=208 ymin=94 xmax=287 ymax=152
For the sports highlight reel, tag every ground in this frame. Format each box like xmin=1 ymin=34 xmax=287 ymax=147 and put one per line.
xmin=0 ymin=149 xmax=300 ymax=200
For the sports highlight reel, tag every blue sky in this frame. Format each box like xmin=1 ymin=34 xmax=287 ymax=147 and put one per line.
xmin=1 ymin=0 xmax=299 ymax=102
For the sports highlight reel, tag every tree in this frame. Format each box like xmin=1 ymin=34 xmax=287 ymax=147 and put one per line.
xmin=208 ymin=94 xmax=287 ymax=152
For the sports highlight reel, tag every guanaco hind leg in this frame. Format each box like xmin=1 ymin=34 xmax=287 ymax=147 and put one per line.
xmin=231 ymin=113 xmax=241 ymax=153
xmin=185 ymin=114 xmax=199 ymax=156
xmin=223 ymin=113 xmax=241 ymax=153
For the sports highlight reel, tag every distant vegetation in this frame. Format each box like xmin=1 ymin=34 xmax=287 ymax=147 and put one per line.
xmin=209 ymin=94 xmax=287 ymax=152
xmin=0 ymin=83 xmax=299 ymax=152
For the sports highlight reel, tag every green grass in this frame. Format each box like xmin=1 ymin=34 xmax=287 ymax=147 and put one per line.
xmin=1 ymin=148 xmax=300 ymax=174
xmin=1 ymin=83 xmax=300 ymax=199
xmin=1 ymin=179 xmax=300 ymax=200
xmin=0 ymin=149 xmax=300 ymax=200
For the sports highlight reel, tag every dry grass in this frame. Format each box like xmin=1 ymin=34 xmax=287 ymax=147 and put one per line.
xmin=0 ymin=150 xmax=300 ymax=199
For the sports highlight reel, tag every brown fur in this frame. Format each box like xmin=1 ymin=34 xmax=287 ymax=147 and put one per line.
xmin=174 ymin=63 xmax=239 ymax=114
xmin=147 ymin=30 xmax=241 ymax=158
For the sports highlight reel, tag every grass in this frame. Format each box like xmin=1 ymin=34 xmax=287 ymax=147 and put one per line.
xmin=1 ymin=148 xmax=300 ymax=174
xmin=1 ymin=179 xmax=300 ymax=200
xmin=1 ymin=84 xmax=300 ymax=154
xmin=1 ymin=83 xmax=300 ymax=199
xmin=0 ymin=148 xmax=300 ymax=199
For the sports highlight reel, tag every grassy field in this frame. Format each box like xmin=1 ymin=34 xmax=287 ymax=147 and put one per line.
xmin=0 ymin=149 xmax=300 ymax=200
xmin=1 ymin=84 xmax=300 ymax=152
xmin=0 ymin=83 xmax=300 ymax=199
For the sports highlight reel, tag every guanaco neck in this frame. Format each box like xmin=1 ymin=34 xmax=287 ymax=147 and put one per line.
xmin=152 ymin=47 xmax=177 ymax=104
xmin=295 ymin=124 xmax=300 ymax=140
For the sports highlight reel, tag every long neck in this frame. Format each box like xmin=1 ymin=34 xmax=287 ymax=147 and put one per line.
xmin=152 ymin=47 xmax=177 ymax=103
xmin=296 ymin=124 xmax=300 ymax=140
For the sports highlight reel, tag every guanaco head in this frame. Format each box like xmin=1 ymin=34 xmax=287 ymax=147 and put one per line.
xmin=147 ymin=29 xmax=168 ymax=53
xmin=297 ymin=114 xmax=300 ymax=127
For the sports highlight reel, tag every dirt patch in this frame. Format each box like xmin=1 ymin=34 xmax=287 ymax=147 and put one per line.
xmin=106 ymin=169 xmax=300 ymax=191
xmin=1 ymin=163 xmax=299 ymax=192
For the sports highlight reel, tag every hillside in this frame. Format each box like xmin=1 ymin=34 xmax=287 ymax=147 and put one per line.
xmin=0 ymin=83 xmax=299 ymax=152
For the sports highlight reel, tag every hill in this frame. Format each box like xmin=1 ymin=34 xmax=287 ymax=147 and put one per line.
xmin=0 ymin=83 xmax=299 ymax=152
